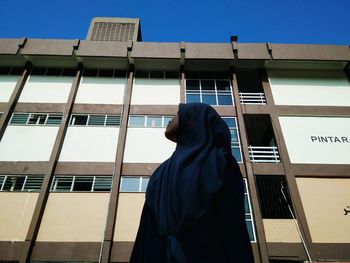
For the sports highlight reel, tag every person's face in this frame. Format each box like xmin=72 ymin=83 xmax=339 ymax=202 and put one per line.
xmin=165 ymin=113 xmax=179 ymax=142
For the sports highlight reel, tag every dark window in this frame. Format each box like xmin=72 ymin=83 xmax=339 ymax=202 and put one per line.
xmin=83 ymin=68 xmax=98 ymax=77
xmin=0 ymin=67 xmax=11 ymax=75
xmin=186 ymin=80 xmax=200 ymax=90
xmin=114 ymin=70 xmax=127 ymax=78
xmin=62 ymin=68 xmax=76 ymax=77
xmin=99 ymin=69 xmax=114 ymax=78
xmin=73 ymin=177 xmax=93 ymax=191
xmin=150 ymin=71 xmax=164 ymax=79
xmin=72 ymin=115 xmax=88 ymax=125
xmin=46 ymin=68 xmax=63 ymax=76
xmin=255 ymin=175 xmax=293 ymax=219
xmin=31 ymin=67 xmax=47 ymax=75
xmin=135 ymin=71 xmax=149 ymax=78
xmin=9 ymin=67 xmax=24 ymax=75
xmin=165 ymin=71 xmax=179 ymax=79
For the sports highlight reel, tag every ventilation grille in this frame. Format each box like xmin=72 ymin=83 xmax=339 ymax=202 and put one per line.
xmin=90 ymin=22 xmax=135 ymax=41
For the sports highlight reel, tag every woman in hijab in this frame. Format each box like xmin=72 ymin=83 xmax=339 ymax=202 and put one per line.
xmin=130 ymin=103 xmax=254 ymax=263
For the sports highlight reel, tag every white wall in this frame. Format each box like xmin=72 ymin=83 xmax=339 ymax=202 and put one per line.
xmin=59 ymin=127 xmax=119 ymax=162
xmin=18 ymin=76 xmax=73 ymax=103
xmin=268 ymin=70 xmax=350 ymax=106
xmin=75 ymin=77 xmax=126 ymax=104
xmin=123 ymin=128 xmax=176 ymax=163
xmin=0 ymin=126 xmax=59 ymax=161
xmin=0 ymin=76 xmax=18 ymax=102
xmin=279 ymin=116 xmax=350 ymax=164
xmin=131 ymin=78 xmax=180 ymax=105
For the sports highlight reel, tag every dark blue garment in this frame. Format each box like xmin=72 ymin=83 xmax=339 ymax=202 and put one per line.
xmin=130 ymin=103 xmax=254 ymax=263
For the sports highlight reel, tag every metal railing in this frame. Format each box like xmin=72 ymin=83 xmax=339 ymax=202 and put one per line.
xmin=248 ymin=146 xmax=280 ymax=163
xmin=239 ymin=92 xmax=266 ymax=104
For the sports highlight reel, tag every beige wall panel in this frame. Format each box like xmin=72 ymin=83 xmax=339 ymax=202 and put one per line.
xmin=263 ymin=219 xmax=301 ymax=243
xmin=296 ymin=178 xmax=350 ymax=243
xmin=0 ymin=193 xmax=39 ymax=241
xmin=114 ymin=193 xmax=145 ymax=241
xmin=37 ymin=193 xmax=109 ymax=242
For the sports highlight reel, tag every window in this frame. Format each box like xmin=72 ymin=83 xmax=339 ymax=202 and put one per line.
xmin=69 ymin=114 xmax=121 ymax=127
xmin=185 ymin=72 xmax=233 ymax=106
xmin=129 ymin=115 xmax=173 ymax=128
xmin=0 ymin=66 xmax=24 ymax=75
xmin=0 ymin=175 xmax=44 ymax=192
xmin=30 ymin=67 xmax=77 ymax=77
xmin=222 ymin=117 xmax=243 ymax=163
xmin=244 ymin=178 xmax=256 ymax=242
xmin=255 ymin=175 xmax=293 ymax=219
xmin=135 ymin=70 xmax=179 ymax=79
xmin=9 ymin=112 xmax=63 ymax=126
xmin=50 ymin=176 xmax=113 ymax=192
xmin=120 ymin=176 xmax=150 ymax=192
xmin=83 ymin=68 xmax=127 ymax=78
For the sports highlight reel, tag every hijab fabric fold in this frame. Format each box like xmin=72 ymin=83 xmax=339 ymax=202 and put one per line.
xmin=146 ymin=103 xmax=232 ymax=263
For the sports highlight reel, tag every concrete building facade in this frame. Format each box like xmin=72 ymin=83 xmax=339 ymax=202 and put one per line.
xmin=0 ymin=17 xmax=350 ymax=263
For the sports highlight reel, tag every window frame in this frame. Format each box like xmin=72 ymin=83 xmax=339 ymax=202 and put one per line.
xmin=185 ymin=73 xmax=234 ymax=106
xmin=0 ymin=175 xmax=44 ymax=192
xmin=69 ymin=114 xmax=121 ymax=127
xmin=9 ymin=112 xmax=63 ymax=126
xmin=128 ymin=115 xmax=174 ymax=128
xmin=50 ymin=175 xmax=113 ymax=192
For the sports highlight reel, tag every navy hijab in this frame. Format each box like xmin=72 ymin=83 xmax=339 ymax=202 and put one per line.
xmin=146 ymin=103 xmax=232 ymax=263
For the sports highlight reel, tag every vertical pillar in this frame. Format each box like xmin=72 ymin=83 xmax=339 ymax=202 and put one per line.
xmin=19 ymin=63 xmax=83 ymax=263
xmin=0 ymin=62 xmax=32 ymax=140
xmin=100 ymin=65 xmax=134 ymax=263
xmin=260 ymin=69 xmax=313 ymax=261
xmin=180 ymin=65 xmax=185 ymax=103
xmin=231 ymin=68 xmax=270 ymax=263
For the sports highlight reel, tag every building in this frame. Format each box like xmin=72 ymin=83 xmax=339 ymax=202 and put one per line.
xmin=0 ymin=17 xmax=349 ymax=263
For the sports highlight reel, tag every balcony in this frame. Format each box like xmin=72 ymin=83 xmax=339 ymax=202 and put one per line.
xmin=239 ymin=92 xmax=266 ymax=104
xmin=248 ymin=146 xmax=280 ymax=163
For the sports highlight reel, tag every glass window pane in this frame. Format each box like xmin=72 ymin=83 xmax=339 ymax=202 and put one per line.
xmin=23 ymin=176 xmax=44 ymax=191
xmin=28 ymin=114 xmax=47 ymax=125
xmin=88 ymin=115 xmax=106 ymax=126
xmin=246 ymin=221 xmax=255 ymax=241
xmin=218 ymin=95 xmax=233 ymax=105
xmin=222 ymin=118 xmax=236 ymax=128
xmin=147 ymin=116 xmax=162 ymax=127
xmin=99 ymin=69 xmax=114 ymax=78
xmin=201 ymin=80 xmax=215 ymax=91
xmin=163 ymin=117 xmax=173 ymax=127
xmin=10 ymin=113 xmax=29 ymax=124
xmin=202 ymin=94 xmax=217 ymax=105
xmin=244 ymin=196 xmax=250 ymax=214
xmin=106 ymin=115 xmax=121 ymax=126
xmin=129 ymin=116 xmax=145 ymax=127
xmin=135 ymin=71 xmax=149 ymax=78
xmin=186 ymin=94 xmax=200 ymax=103
xmin=141 ymin=177 xmax=150 ymax=192
xmin=72 ymin=115 xmax=88 ymax=125
xmin=47 ymin=114 xmax=62 ymax=125
xmin=121 ymin=177 xmax=140 ymax=192
xmin=73 ymin=177 xmax=93 ymax=191
xmin=216 ymin=80 xmax=231 ymax=91
xmin=54 ymin=177 xmax=73 ymax=191
xmin=150 ymin=71 xmax=164 ymax=79
xmin=94 ymin=176 xmax=112 ymax=191
xmin=83 ymin=68 xmax=98 ymax=77
xmin=46 ymin=68 xmax=62 ymax=76
xmin=186 ymin=80 xmax=200 ymax=90
xmin=230 ymin=130 xmax=238 ymax=142
xmin=232 ymin=147 xmax=242 ymax=162
xmin=165 ymin=71 xmax=179 ymax=79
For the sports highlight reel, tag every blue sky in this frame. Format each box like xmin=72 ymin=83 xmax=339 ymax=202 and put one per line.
xmin=0 ymin=0 xmax=349 ymax=45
